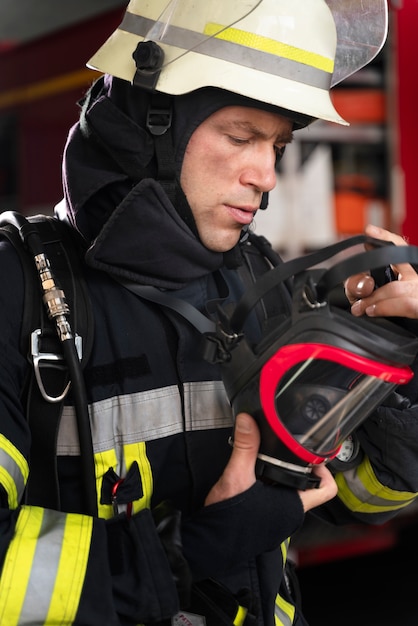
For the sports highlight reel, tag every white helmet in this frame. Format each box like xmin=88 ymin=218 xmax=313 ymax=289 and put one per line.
xmin=87 ymin=0 xmax=388 ymax=127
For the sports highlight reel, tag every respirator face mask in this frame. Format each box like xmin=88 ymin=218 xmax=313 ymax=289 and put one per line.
xmin=203 ymin=235 xmax=418 ymax=489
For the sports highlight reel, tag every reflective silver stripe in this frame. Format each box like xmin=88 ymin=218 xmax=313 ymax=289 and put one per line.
xmin=0 ymin=507 xmax=92 ymax=625
xmin=0 ymin=434 xmax=28 ymax=508
xmin=18 ymin=509 xmax=67 ymax=624
xmin=274 ymin=598 xmax=294 ymax=626
xmin=120 ymin=12 xmax=331 ymax=90
xmin=57 ymin=380 xmax=232 ymax=454
xmin=183 ymin=380 xmax=232 ymax=431
xmin=336 ymin=457 xmax=417 ymax=513
xmin=274 ymin=538 xmax=295 ymax=625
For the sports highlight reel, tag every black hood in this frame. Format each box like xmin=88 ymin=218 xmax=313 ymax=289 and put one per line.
xmin=59 ymin=75 xmax=236 ymax=287
xmin=59 ymin=75 xmax=302 ymax=287
xmin=61 ymin=74 xmax=307 ymax=239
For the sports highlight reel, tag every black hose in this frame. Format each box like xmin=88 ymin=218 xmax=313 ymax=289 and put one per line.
xmin=62 ymin=339 xmax=97 ymax=516
xmin=0 ymin=211 xmax=98 ymax=516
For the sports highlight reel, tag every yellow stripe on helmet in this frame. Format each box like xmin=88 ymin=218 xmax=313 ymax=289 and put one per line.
xmin=204 ymin=22 xmax=334 ymax=74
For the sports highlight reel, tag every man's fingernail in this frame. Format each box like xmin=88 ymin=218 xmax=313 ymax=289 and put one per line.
xmin=356 ymin=278 xmax=368 ymax=290
xmin=366 ymin=224 xmax=380 ymax=235
xmin=235 ymin=414 xmax=252 ymax=433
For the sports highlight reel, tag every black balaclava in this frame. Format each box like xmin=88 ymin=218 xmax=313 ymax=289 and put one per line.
xmin=60 ymin=75 xmax=309 ymax=285
xmin=79 ymin=75 xmax=308 ymax=238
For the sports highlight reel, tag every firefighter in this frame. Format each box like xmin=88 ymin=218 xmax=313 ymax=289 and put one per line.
xmin=1 ymin=1 xmax=418 ymax=625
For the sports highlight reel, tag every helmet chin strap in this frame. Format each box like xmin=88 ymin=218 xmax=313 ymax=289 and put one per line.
xmin=239 ymin=193 xmax=268 ymax=243
xmin=238 ymin=194 xmax=266 ymax=242
xmin=239 ymin=226 xmax=250 ymax=243
xmin=146 ymin=93 xmax=177 ymax=205
xmin=260 ymin=192 xmax=269 ymax=210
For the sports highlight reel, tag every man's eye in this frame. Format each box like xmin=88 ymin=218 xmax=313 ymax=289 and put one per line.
xmin=275 ymin=145 xmax=286 ymax=161
xmin=229 ymin=136 xmax=249 ymax=145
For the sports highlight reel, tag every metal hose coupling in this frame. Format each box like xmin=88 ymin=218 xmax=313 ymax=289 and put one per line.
xmin=34 ymin=252 xmax=73 ymax=342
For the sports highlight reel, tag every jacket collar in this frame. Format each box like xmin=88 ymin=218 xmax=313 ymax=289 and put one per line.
xmin=84 ymin=178 xmax=224 ymax=290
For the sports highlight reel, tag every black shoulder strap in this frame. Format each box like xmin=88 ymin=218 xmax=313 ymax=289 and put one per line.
xmin=114 ymin=235 xmax=284 ymax=335
xmin=0 ymin=213 xmax=95 ymax=511
xmin=115 ymin=280 xmax=216 ymax=334
xmin=229 ymin=235 xmax=418 ymax=333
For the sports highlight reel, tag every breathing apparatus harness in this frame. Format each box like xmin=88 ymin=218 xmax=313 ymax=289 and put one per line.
xmin=3 ymin=207 xmax=418 ymax=506
xmin=0 ymin=211 xmax=97 ymax=515
xmin=0 ymin=211 xmax=258 ymax=626
xmin=114 ymin=232 xmax=418 ymax=490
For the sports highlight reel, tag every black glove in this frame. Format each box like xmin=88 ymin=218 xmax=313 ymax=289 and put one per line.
xmin=181 ymin=481 xmax=304 ymax=581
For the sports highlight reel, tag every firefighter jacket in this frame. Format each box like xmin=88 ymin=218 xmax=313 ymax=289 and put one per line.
xmin=0 ymin=75 xmax=418 ymax=626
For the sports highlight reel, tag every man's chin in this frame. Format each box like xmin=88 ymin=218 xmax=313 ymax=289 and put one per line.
xmin=200 ymin=230 xmax=243 ymax=253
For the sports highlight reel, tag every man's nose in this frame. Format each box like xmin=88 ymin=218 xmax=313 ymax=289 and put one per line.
xmin=241 ymin=147 xmax=277 ymax=192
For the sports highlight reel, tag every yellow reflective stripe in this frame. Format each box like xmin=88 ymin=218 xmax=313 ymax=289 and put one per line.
xmin=124 ymin=442 xmax=153 ymax=513
xmin=46 ymin=513 xmax=93 ymax=623
xmin=0 ymin=466 xmax=19 ymax=510
xmin=274 ymin=538 xmax=294 ymax=625
xmin=275 ymin=594 xmax=295 ymax=626
xmin=336 ymin=456 xmax=417 ymax=513
xmin=96 ymin=443 xmax=153 ymax=518
xmin=0 ymin=506 xmax=41 ymax=624
xmin=0 ymin=434 xmax=27 ymax=477
xmin=280 ymin=537 xmax=290 ymax=561
xmin=96 ymin=448 xmax=118 ymax=519
xmin=233 ymin=604 xmax=248 ymax=625
xmin=204 ymin=22 xmax=334 ymax=73
xmin=0 ymin=433 xmax=28 ymax=508
xmin=0 ymin=506 xmax=92 ymax=625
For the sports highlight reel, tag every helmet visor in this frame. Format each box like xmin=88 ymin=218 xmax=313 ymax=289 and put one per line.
xmin=326 ymin=0 xmax=388 ymax=86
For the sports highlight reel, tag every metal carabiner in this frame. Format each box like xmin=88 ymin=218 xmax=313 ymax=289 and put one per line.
xmin=31 ymin=329 xmax=82 ymax=403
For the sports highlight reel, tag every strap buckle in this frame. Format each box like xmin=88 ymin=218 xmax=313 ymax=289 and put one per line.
xmin=146 ymin=104 xmax=172 ymax=136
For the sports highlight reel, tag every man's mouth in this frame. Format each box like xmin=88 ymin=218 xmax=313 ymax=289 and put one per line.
xmin=225 ymin=205 xmax=257 ymax=226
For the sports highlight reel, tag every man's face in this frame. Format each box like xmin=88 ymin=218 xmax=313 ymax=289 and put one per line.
xmin=180 ymin=105 xmax=293 ymax=252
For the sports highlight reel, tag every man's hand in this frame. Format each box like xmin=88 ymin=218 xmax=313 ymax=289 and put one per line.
xmin=205 ymin=412 xmax=337 ymax=512
xmin=345 ymin=224 xmax=418 ymax=319
xmin=298 ymin=463 xmax=338 ymax=512
xmin=204 ymin=412 xmax=259 ymax=506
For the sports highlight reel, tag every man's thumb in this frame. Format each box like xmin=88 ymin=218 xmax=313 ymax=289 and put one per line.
xmin=204 ymin=413 xmax=260 ymax=505
xmin=231 ymin=412 xmax=260 ymax=456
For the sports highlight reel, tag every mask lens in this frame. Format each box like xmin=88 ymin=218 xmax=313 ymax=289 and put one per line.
xmin=260 ymin=343 xmax=413 ymax=463
xmin=274 ymin=359 xmax=395 ymax=457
